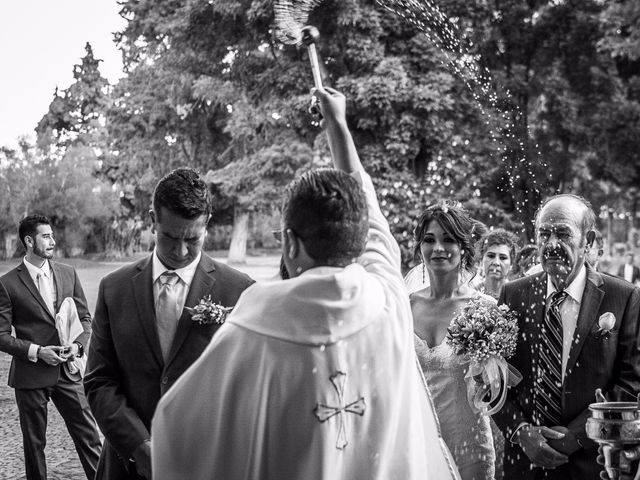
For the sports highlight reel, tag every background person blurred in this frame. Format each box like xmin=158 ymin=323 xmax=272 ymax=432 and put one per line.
xmin=475 ymin=228 xmax=520 ymax=300
xmin=617 ymin=252 xmax=640 ymax=285
xmin=585 ymin=230 xmax=604 ymax=272
xmin=512 ymin=244 xmax=540 ymax=278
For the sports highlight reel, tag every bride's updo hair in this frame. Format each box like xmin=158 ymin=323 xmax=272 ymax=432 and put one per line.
xmin=413 ymin=200 xmax=480 ymax=273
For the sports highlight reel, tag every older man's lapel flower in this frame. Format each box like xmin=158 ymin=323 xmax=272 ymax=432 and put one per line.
xmin=186 ymin=295 xmax=232 ymax=325
xmin=597 ymin=312 xmax=616 ymax=338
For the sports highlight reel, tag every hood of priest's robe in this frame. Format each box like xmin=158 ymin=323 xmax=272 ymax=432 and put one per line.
xmin=227 ymin=263 xmax=386 ymax=347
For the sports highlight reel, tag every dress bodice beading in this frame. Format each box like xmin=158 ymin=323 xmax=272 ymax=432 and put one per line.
xmin=415 ymin=335 xmax=495 ymax=480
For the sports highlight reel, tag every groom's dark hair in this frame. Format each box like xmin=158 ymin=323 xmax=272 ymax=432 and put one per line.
xmin=282 ymin=169 xmax=368 ymax=266
xmin=153 ymin=168 xmax=211 ymax=220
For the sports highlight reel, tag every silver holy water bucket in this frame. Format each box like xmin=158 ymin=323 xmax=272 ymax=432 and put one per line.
xmin=586 ymin=389 xmax=640 ymax=479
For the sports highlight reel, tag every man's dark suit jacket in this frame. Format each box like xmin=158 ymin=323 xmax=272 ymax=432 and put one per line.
xmin=494 ymin=265 xmax=640 ymax=479
xmin=617 ymin=263 xmax=640 ymax=284
xmin=84 ymin=253 xmax=254 ymax=480
xmin=0 ymin=261 xmax=92 ymax=388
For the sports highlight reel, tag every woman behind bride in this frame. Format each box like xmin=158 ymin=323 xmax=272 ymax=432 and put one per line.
xmin=411 ymin=201 xmax=496 ymax=480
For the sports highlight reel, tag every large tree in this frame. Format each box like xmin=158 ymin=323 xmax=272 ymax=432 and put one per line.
xmin=0 ymin=141 xmax=35 ymax=258
xmin=28 ymin=146 xmax=121 ymax=256
xmin=589 ymin=0 xmax=640 ymax=228
xmin=433 ymin=0 xmax=639 ymax=240
xmin=108 ymin=0 xmax=500 ymax=265
xmin=34 ymin=43 xmax=122 ymax=255
xmin=36 ymin=42 xmax=111 ymax=152
xmin=99 ymin=0 xmax=640 ymax=264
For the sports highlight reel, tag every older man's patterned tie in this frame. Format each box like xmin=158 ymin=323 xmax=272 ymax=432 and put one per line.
xmin=534 ymin=290 xmax=568 ymax=426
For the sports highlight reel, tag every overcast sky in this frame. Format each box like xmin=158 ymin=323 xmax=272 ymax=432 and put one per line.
xmin=0 ymin=1 xmax=126 ymax=149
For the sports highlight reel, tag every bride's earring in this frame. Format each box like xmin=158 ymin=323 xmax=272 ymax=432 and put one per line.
xmin=422 ymin=263 xmax=426 ymax=283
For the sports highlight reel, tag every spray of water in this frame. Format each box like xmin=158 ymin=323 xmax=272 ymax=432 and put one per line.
xmin=374 ymin=0 xmax=549 ymax=237
xmin=273 ymin=0 xmax=548 ymax=239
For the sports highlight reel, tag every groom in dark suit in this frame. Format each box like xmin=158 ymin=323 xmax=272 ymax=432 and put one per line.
xmin=0 ymin=214 xmax=101 ymax=480
xmin=494 ymin=194 xmax=640 ymax=479
xmin=84 ymin=168 xmax=254 ymax=480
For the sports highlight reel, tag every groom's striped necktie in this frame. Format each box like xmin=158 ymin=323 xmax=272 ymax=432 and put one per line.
xmin=534 ymin=289 xmax=568 ymax=426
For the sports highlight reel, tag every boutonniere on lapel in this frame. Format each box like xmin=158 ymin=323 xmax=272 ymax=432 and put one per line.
xmin=186 ymin=295 xmax=232 ymax=325
xmin=597 ymin=312 xmax=616 ymax=338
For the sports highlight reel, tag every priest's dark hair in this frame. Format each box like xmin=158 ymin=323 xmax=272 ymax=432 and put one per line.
xmin=18 ymin=214 xmax=52 ymax=249
xmin=282 ymin=168 xmax=368 ymax=266
xmin=153 ymin=167 xmax=211 ymax=220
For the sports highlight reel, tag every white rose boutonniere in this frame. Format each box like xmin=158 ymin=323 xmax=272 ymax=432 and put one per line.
xmin=186 ymin=295 xmax=232 ymax=325
xmin=597 ymin=312 xmax=616 ymax=337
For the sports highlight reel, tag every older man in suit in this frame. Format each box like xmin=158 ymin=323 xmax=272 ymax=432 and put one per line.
xmin=494 ymin=194 xmax=640 ymax=479
xmin=84 ymin=168 xmax=254 ymax=480
xmin=0 ymin=214 xmax=101 ymax=480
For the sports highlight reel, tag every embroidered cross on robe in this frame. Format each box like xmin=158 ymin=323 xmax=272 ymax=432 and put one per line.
xmin=313 ymin=371 xmax=366 ymax=449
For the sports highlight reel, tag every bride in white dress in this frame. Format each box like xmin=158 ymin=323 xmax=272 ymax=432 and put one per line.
xmin=410 ymin=201 xmax=495 ymax=480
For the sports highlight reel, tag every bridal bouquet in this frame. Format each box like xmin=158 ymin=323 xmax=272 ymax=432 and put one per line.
xmin=446 ymin=298 xmax=522 ymax=415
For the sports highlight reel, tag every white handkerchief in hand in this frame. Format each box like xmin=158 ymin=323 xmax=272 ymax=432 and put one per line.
xmin=55 ymin=297 xmax=86 ymax=377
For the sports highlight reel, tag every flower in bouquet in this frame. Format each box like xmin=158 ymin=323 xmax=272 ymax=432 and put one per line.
xmin=446 ymin=298 xmax=522 ymax=415
xmin=186 ymin=295 xmax=232 ymax=325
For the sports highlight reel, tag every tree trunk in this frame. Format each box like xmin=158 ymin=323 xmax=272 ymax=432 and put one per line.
xmin=3 ymin=232 xmax=14 ymax=260
xmin=227 ymin=206 xmax=249 ymax=264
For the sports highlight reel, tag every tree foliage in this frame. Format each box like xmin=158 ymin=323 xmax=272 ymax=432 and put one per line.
xmin=31 ymin=43 xmax=123 ymax=255
xmin=10 ymin=0 xmax=640 ymax=263
xmin=36 ymin=42 xmax=111 ymax=152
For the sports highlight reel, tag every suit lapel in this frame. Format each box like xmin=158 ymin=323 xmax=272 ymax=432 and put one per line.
xmin=50 ymin=262 xmax=64 ymax=313
xmin=16 ymin=264 xmax=55 ymax=322
xmin=132 ymin=256 xmax=164 ymax=368
xmin=165 ymin=256 xmax=217 ymax=367
xmin=565 ymin=266 xmax=604 ymax=377
xmin=528 ymin=273 xmax=547 ymax=370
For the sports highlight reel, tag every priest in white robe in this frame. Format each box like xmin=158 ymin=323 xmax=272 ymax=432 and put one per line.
xmin=151 ymin=87 xmax=460 ymax=480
